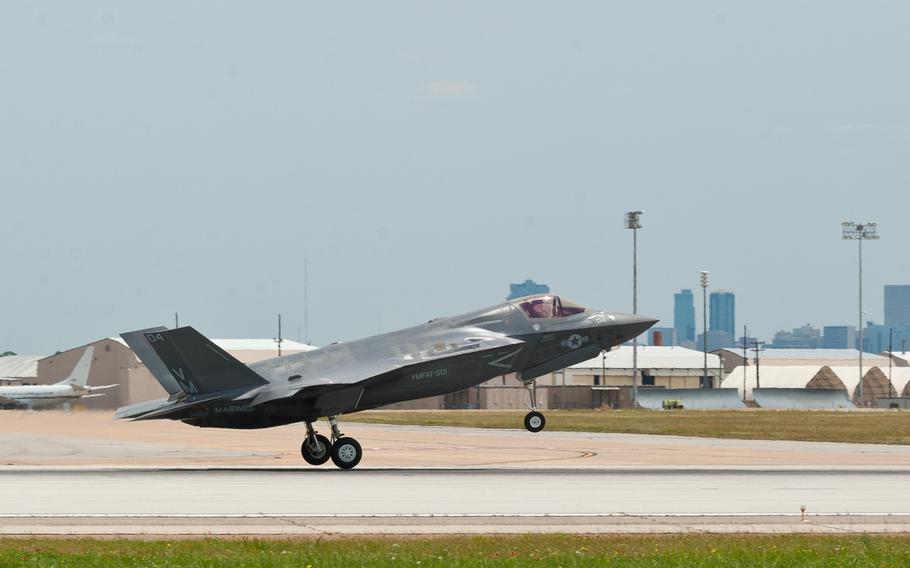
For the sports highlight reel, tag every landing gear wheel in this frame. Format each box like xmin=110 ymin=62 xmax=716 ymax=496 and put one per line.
xmin=301 ymin=433 xmax=331 ymax=465
xmin=331 ymin=437 xmax=363 ymax=470
xmin=524 ymin=411 xmax=546 ymax=433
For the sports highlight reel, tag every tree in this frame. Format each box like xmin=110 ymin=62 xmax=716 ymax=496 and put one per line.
xmin=0 ymin=351 xmax=16 ymax=357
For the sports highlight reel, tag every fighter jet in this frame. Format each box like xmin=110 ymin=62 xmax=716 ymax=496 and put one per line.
xmin=0 ymin=347 xmax=116 ymax=409
xmin=117 ymin=294 xmax=657 ymax=469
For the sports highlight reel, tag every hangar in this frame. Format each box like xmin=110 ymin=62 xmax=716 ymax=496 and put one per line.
xmin=0 ymin=355 xmax=41 ymax=382
xmin=715 ymin=348 xmax=893 ymax=374
xmin=564 ymin=346 xmax=722 ymax=388
xmin=721 ymin=364 xmax=910 ymax=408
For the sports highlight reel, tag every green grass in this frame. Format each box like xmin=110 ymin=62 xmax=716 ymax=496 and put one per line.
xmin=345 ymin=409 xmax=910 ymax=444
xmin=2 ymin=535 xmax=910 ymax=567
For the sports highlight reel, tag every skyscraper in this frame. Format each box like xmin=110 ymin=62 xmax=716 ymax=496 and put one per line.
xmin=885 ymin=285 xmax=910 ymax=328
xmin=709 ymin=290 xmax=735 ymax=338
xmin=823 ymin=325 xmax=856 ymax=349
xmin=673 ymin=289 xmax=696 ymax=344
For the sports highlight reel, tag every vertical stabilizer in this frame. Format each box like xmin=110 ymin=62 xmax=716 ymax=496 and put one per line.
xmin=57 ymin=346 xmax=95 ymax=387
xmin=120 ymin=326 xmax=268 ymax=395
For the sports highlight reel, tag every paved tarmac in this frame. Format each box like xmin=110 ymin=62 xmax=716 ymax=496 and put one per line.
xmin=2 ymin=412 xmax=910 ymax=535
xmin=3 ymin=411 xmax=910 ymax=467
xmin=2 ymin=466 xmax=909 ymax=535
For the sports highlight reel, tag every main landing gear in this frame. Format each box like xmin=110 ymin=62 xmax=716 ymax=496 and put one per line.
xmin=301 ymin=415 xmax=363 ymax=470
xmin=522 ymin=379 xmax=546 ymax=433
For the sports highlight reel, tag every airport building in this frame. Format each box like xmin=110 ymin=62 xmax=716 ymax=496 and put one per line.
xmin=713 ymin=348 xmax=893 ymax=375
xmin=720 ymin=365 xmax=910 ymax=407
xmin=0 ymin=355 xmax=41 ymax=382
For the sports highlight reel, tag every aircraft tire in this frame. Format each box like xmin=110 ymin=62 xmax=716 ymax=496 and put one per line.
xmin=524 ymin=411 xmax=546 ymax=433
xmin=330 ymin=437 xmax=363 ymax=470
xmin=301 ymin=433 xmax=332 ymax=465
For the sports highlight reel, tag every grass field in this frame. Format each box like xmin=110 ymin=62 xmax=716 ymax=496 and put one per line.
xmin=345 ymin=409 xmax=910 ymax=445
xmin=2 ymin=535 xmax=910 ymax=567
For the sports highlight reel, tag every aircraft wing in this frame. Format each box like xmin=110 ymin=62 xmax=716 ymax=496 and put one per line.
xmin=247 ymin=329 xmax=525 ymax=407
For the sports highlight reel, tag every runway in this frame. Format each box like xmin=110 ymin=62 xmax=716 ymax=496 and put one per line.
xmin=2 ymin=466 xmax=910 ymax=535
xmin=3 ymin=412 xmax=910 ymax=535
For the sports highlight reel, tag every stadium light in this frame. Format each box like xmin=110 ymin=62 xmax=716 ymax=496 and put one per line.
xmin=625 ymin=211 xmax=643 ymax=405
xmin=842 ymin=221 xmax=879 ymax=406
xmin=700 ymin=271 xmax=710 ymax=387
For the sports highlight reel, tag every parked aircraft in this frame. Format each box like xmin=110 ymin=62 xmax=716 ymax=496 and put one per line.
xmin=0 ymin=347 xmax=116 ymax=409
xmin=117 ymin=294 xmax=657 ymax=469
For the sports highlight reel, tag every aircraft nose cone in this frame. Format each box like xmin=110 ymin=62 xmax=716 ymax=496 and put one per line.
xmin=602 ymin=313 xmax=659 ymax=341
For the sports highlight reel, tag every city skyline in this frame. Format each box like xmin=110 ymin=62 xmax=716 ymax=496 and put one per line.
xmin=666 ymin=282 xmax=910 ymax=354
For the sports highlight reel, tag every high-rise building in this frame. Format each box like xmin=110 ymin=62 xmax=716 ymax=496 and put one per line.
xmin=885 ymin=285 xmax=910 ymax=328
xmin=863 ymin=321 xmax=910 ymax=354
xmin=507 ymin=279 xmax=549 ymax=300
xmin=822 ymin=325 xmax=856 ymax=349
xmin=709 ymin=290 xmax=735 ymax=339
xmin=673 ymin=289 xmax=696 ymax=344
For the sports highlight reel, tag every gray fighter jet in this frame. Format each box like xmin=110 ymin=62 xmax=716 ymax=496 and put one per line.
xmin=117 ymin=294 xmax=656 ymax=469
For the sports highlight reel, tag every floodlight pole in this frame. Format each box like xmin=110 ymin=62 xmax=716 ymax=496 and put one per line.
xmin=842 ymin=221 xmax=879 ymax=406
xmin=700 ymin=271 xmax=710 ymax=388
xmin=625 ymin=211 xmax=643 ymax=406
xmin=859 ymin=235 xmax=863 ymax=404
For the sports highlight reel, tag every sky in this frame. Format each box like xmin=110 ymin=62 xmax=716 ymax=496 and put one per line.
xmin=1 ymin=2 xmax=908 ymax=354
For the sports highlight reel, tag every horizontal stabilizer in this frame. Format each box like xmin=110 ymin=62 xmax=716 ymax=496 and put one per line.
xmin=115 ymin=397 xmax=173 ymax=420
xmin=86 ymin=384 xmax=118 ymax=392
xmin=126 ymin=393 xmax=226 ymax=421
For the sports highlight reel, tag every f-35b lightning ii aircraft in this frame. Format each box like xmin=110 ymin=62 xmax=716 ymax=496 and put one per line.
xmin=117 ymin=295 xmax=657 ymax=469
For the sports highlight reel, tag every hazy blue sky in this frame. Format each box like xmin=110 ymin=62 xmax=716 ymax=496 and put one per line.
xmin=2 ymin=2 xmax=908 ymax=354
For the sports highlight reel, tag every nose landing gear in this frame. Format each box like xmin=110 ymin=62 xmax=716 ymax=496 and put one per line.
xmin=521 ymin=379 xmax=547 ymax=433
xmin=300 ymin=415 xmax=363 ymax=469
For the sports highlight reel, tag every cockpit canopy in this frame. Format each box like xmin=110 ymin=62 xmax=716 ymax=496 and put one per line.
xmin=512 ymin=295 xmax=588 ymax=319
